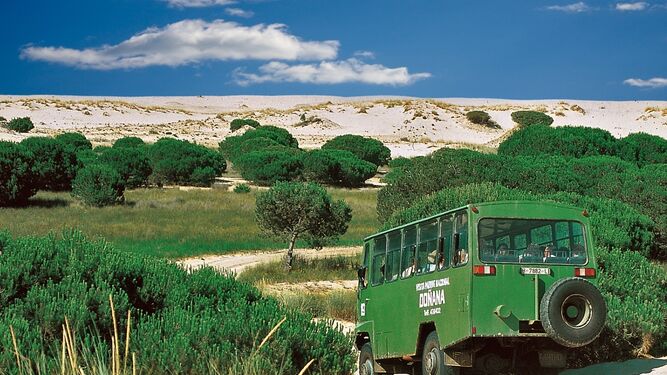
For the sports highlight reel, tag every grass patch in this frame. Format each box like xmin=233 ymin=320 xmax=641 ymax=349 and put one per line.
xmin=275 ymin=290 xmax=357 ymax=322
xmin=239 ymin=255 xmax=360 ymax=284
xmin=0 ymin=188 xmax=378 ymax=259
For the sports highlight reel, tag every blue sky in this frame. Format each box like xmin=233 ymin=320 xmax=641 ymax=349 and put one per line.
xmin=1 ymin=0 xmax=666 ymax=99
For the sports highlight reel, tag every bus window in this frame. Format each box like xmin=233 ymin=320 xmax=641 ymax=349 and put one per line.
xmin=401 ymin=226 xmax=417 ymax=278
xmin=478 ymin=218 xmax=588 ymax=265
xmin=439 ymin=216 xmax=452 ymax=269
xmin=453 ymin=212 xmax=469 ymax=266
xmin=386 ymin=231 xmax=401 ymax=282
xmin=371 ymin=236 xmax=386 ymax=286
xmin=417 ymin=220 xmax=439 ymax=274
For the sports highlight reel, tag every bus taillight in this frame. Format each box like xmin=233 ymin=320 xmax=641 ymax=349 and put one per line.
xmin=473 ymin=265 xmax=496 ymax=276
xmin=574 ymin=268 xmax=596 ymax=278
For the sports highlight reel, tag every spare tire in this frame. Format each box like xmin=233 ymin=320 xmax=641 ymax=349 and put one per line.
xmin=540 ymin=277 xmax=606 ymax=348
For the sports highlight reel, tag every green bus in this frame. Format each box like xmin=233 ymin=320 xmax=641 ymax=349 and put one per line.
xmin=355 ymin=201 xmax=606 ymax=375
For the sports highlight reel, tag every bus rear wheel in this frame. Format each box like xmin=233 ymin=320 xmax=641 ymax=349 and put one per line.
xmin=422 ymin=331 xmax=459 ymax=375
xmin=359 ymin=343 xmax=376 ymax=375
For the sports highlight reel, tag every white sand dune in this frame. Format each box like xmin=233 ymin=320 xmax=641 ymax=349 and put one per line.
xmin=0 ymin=95 xmax=665 ymax=157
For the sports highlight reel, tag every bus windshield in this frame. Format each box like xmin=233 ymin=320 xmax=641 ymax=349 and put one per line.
xmin=478 ymin=218 xmax=587 ymax=265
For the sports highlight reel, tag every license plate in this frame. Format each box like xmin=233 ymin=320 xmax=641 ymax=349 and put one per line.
xmin=521 ymin=267 xmax=551 ymax=275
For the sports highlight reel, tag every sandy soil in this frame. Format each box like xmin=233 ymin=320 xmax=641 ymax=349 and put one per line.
xmin=1 ymin=95 xmax=665 ymax=157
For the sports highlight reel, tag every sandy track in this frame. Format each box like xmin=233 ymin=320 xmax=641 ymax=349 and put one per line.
xmin=176 ymin=245 xmax=361 ymax=275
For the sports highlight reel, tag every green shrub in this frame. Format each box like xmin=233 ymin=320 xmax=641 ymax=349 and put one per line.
xmin=5 ymin=117 xmax=34 ymax=132
xmin=498 ymin=125 xmax=617 ymax=158
xmin=322 ymin=134 xmax=391 ymax=166
xmin=113 ymin=136 xmax=145 ymax=149
xmin=465 ymin=110 xmax=500 ymax=129
xmin=616 ymin=132 xmax=667 ymax=166
xmin=20 ymin=137 xmax=79 ymax=191
xmin=219 ymin=126 xmax=299 ymax=161
xmin=147 ymin=138 xmax=226 ymax=186
xmin=0 ymin=141 xmax=37 ymax=206
xmin=230 ymin=118 xmax=260 ymax=132
xmin=54 ymin=132 xmax=92 ymax=153
xmin=71 ymin=164 xmax=125 ymax=207
xmin=234 ymin=150 xmax=303 ymax=186
xmin=234 ymin=183 xmax=251 ymax=193
xmin=302 ymin=149 xmax=377 ymax=187
xmin=98 ymin=147 xmax=152 ymax=188
xmin=511 ymin=111 xmax=553 ymax=128
xmin=0 ymin=232 xmax=354 ymax=374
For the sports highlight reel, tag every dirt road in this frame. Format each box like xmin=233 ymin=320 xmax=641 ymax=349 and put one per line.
xmin=177 ymin=245 xmax=361 ymax=275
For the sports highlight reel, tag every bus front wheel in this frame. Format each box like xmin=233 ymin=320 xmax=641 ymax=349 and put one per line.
xmin=422 ymin=331 xmax=459 ymax=375
xmin=359 ymin=343 xmax=376 ymax=375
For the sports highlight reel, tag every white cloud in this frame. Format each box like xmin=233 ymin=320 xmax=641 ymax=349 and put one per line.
xmin=233 ymin=59 xmax=431 ymax=86
xmin=615 ymin=2 xmax=649 ymax=10
xmin=353 ymin=50 xmax=375 ymax=59
xmin=623 ymin=77 xmax=667 ymax=88
xmin=225 ymin=7 xmax=254 ymax=18
xmin=162 ymin=0 xmax=234 ymax=7
xmin=21 ymin=19 xmax=339 ymax=70
xmin=546 ymin=2 xmax=593 ymax=12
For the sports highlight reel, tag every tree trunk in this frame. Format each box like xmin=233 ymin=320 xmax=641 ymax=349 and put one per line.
xmin=285 ymin=233 xmax=298 ymax=272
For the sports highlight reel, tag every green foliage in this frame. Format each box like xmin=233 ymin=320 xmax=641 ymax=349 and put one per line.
xmin=275 ymin=290 xmax=357 ymax=322
xmin=113 ymin=136 xmax=145 ymax=149
xmin=239 ymin=255 xmax=358 ymax=284
xmin=5 ymin=117 xmax=34 ymax=132
xmin=54 ymin=132 xmax=92 ymax=153
xmin=98 ymin=147 xmax=152 ymax=188
xmin=0 ymin=232 xmax=355 ymax=374
xmin=322 ymin=134 xmax=391 ymax=166
xmin=616 ymin=132 xmax=667 ymax=166
xmin=230 ymin=118 xmax=261 ymax=132
xmin=511 ymin=110 xmax=554 ymax=128
xmin=19 ymin=137 xmax=78 ymax=191
xmin=498 ymin=125 xmax=617 ymax=158
xmin=465 ymin=110 xmax=500 ymax=129
xmin=234 ymin=183 xmax=251 ymax=193
xmin=302 ymin=149 xmax=377 ymax=187
xmin=0 ymin=141 xmax=37 ymax=206
xmin=256 ymin=182 xmax=352 ymax=250
xmin=235 ymin=150 xmax=303 ymax=186
xmin=385 ymin=182 xmax=655 ymax=257
xmin=219 ymin=126 xmax=299 ymax=161
xmin=147 ymin=138 xmax=226 ymax=186
xmin=71 ymin=164 xmax=125 ymax=207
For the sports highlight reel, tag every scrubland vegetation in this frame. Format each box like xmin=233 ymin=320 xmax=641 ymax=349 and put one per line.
xmin=378 ymin=125 xmax=667 ymax=362
xmin=0 ymin=231 xmax=354 ymax=374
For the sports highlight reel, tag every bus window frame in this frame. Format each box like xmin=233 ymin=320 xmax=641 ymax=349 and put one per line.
xmin=385 ymin=230 xmax=402 ymax=284
xmin=371 ymin=234 xmax=388 ymax=287
xmin=400 ymin=225 xmax=418 ymax=280
xmin=438 ymin=214 xmax=453 ymax=271
xmin=359 ymin=242 xmax=371 ymax=289
xmin=416 ymin=218 xmax=440 ymax=275
xmin=477 ymin=217 xmax=589 ymax=266
xmin=452 ymin=210 xmax=469 ymax=268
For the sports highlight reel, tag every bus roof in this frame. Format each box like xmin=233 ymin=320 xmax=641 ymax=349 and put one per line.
xmin=365 ymin=200 xmax=586 ymax=242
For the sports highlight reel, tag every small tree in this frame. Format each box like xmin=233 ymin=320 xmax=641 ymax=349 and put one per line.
xmin=5 ymin=117 xmax=34 ymax=133
xmin=55 ymin=132 xmax=92 ymax=152
xmin=322 ymin=134 xmax=391 ymax=166
xmin=255 ymin=182 xmax=352 ymax=270
xmin=71 ymin=164 xmax=125 ymax=207
xmin=113 ymin=136 xmax=145 ymax=149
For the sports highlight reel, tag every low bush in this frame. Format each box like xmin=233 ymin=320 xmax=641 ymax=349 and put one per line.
xmin=466 ymin=110 xmax=500 ymax=129
xmin=20 ymin=137 xmax=79 ymax=191
xmin=71 ymin=164 xmax=125 ymax=207
xmin=230 ymin=118 xmax=260 ymax=132
xmin=322 ymin=134 xmax=391 ymax=166
xmin=148 ymin=138 xmax=226 ymax=186
xmin=302 ymin=149 xmax=377 ymax=187
xmin=239 ymin=254 xmax=359 ymax=284
xmin=5 ymin=117 xmax=34 ymax=132
xmin=616 ymin=132 xmax=667 ymax=166
xmin=98 ymin=147 xmax=152 ymax=188
xmin=220 ymin=126 xmax=299 ymax=161
xmin=234 ymin=183 xmax=251 ymax=193
xmin=55 ymin=132 xmax=92 ymax=153
xmin=511 ymin=110 xmax=553 ymax=128
xmin=113 ymin=136 xmax=145 ymax=149
xmin=235 ymin=150 xmax=303 ymax=186
xmin=498 ymin=125 xmax=617 ymax=158
xmin=0 ymin=141 xmax=37 ymax=206
xmin=0 ymin=232 xmax=355 ymax=374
